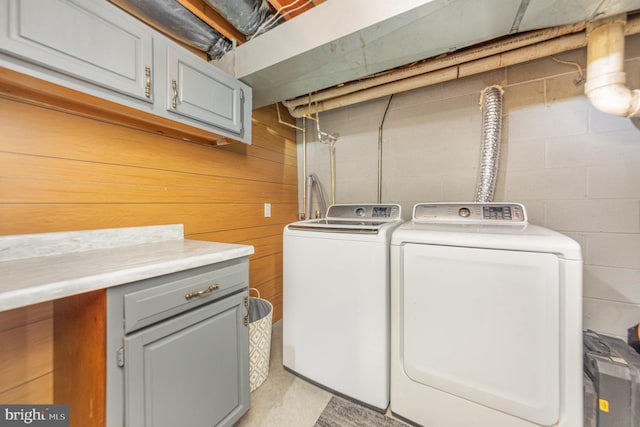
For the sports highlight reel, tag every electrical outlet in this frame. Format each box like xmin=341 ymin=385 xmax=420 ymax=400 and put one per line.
xmin=264 ymin=203 xmax=271 ymax=218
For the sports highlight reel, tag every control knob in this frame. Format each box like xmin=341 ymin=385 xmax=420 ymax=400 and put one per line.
xmin=458 ymin=207 xmax=471 ymax=218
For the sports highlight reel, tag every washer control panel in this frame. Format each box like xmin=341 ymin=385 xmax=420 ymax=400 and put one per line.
xmin=413 ymin=203 xmax=527 ymax=223
xmin=326 ymin=204 xmax=402 ymax=220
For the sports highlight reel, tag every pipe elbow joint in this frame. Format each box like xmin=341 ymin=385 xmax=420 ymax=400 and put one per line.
xmin=585 ymin=79 xmax=640 ymax=118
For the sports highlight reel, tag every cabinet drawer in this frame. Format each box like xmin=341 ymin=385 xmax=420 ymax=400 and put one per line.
xmin=123 ymin=261 xmax=248 ymax=333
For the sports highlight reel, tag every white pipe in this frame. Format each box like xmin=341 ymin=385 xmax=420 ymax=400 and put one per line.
xmin=282 ymin=21 xmax=587 ymax=110
xmin=585 ymin=15 xmax=640 ymax=118
xmin=286 ymin=14 xmax=640 ymax=118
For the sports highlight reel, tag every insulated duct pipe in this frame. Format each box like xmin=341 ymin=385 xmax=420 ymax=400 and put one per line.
xmin=202 ymin=0 xmax=273 ymax=37
xmin=585 ymin=14 xmax=640 ymax=118
xmin=110 ymin=0 xmax=231 ymax=59
xmin=474 ymin=86 xmax=504 ymax=203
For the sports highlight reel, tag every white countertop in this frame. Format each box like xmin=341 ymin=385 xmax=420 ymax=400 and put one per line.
xmin=0 ymin=225 xmax=254 ymax=312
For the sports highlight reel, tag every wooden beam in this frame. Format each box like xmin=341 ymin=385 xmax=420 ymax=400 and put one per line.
xmin=178 ymin=0 xmax=246 ymax=44
xmin=266 ymin=0 xmax=318 ymax=21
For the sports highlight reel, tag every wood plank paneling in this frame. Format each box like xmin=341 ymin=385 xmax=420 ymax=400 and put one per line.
xmin=0 ymin=301 xmax=52 ymax=334
xmin=0 ymin=373 xmax=53 ymax=404
xmin=0 ymin=318 xmax=53 ymax=394
xmin=0 ymin=84 xmax=296 ymax=406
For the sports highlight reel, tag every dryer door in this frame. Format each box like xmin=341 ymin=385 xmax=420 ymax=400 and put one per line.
xmin=401 ymin=243 xmax=559 ymax=426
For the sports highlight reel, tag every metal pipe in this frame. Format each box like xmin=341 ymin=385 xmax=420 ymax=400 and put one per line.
xmin=474 ymin=85 xmax=504 ymax=203
xmin=329 ymin=140 xmax=336 ymax=205
xmin=302 ymin=116 xmax=307 ymax=218
xmin=377 ymin=95 xmax=393 ymax=203
xmin=275 ymin=103 xmax=306 ymax=218
xmin=311 ymin=109 xmax=338 ymax=204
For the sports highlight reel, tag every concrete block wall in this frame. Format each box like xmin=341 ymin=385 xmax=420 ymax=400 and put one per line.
xmin=298 ymin=34 xmax=640 ymax=338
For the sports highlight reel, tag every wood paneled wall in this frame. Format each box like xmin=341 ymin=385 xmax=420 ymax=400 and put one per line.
xmin=0 ymin=93 xmax=297 ymax=403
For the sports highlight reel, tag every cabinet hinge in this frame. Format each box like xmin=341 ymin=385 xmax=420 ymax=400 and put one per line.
xmin=117 ymin=346 xmax=125 ymax=367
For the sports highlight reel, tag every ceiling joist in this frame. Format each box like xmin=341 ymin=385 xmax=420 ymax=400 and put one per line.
xmin=177 ymin=0 xmax=247 ymax=43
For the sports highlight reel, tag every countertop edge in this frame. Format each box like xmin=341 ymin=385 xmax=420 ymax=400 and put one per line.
xmin=0 ymin=239 xmax=254 ymax=312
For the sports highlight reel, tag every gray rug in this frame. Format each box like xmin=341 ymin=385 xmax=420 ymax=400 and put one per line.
xmin=314 ymin=396 xmax=408 ymax=427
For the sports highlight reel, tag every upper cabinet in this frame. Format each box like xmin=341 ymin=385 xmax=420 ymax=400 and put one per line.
xmin=0 ymin=0 xmax=252 ymax=144
xmin=3 ymin=0 xmax=154 ymax=103
xmin=167 ymin=46 xmax=245 ymax=136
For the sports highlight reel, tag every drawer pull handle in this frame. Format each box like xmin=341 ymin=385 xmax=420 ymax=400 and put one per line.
xmin=185 ymin=284 xmax=219 ymax=300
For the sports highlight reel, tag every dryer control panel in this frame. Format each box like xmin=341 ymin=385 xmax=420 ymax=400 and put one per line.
xmin=413 ymin=203 xmax=527 ymax=224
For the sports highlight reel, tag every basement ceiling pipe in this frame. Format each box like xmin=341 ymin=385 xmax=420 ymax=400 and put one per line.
xmin=110 ymin=0 xmax=231 ymax=59
xmin=286 ymin=14 xmax=640 ymax=118
xmin=282 ymin=21 xmax=587 ymax=111
xmin=585 ymin=14 xmax=640 ymax=118
xmin=202 ymin=0 xmax=273 ymax=37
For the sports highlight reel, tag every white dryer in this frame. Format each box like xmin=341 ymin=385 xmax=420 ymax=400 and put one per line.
xmin=390 ymin=203 xmax=583 ymax=427
xmin=283 ymin=204 xmax=403 ymax=411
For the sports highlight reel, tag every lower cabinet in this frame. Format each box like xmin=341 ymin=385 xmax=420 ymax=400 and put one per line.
xmin=125 ymin=292 xmax=249 ymax=427
xmin=106 ymin=258 xmax=250 ymax=427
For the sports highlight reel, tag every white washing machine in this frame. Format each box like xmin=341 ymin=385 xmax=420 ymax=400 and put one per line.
xmin=283 ymin=204 xmax=403 ymax=411
xmin=390 ymin=202 xmax=583 ymax=427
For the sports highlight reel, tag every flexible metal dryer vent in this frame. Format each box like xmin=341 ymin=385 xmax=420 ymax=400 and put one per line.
xmin=474 ymin=85 xmax=504 ymax=203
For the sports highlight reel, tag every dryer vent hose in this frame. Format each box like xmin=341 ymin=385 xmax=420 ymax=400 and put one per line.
xmin=474 ymin=85 xmax=504 ymax=203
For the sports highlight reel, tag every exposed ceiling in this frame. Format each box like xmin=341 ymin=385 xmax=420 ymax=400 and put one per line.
xmin=116 ymin=0 xmax=640 ymax=109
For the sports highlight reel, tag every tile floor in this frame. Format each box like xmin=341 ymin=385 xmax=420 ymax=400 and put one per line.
xmin=237 ymin=320 xmax=333 ymax=427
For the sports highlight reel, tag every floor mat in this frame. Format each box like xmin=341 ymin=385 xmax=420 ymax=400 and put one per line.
xmin=314 ymin=396 xmax=408 ymax=427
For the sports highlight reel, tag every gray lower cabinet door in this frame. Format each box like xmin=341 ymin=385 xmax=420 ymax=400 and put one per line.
xmin=124 ymin=291 xmax=249 ymax=427
xmin=167 ymin=46 xmax=244 ymax=135
xmin=1 ymin=0 xmax=153 ymax=102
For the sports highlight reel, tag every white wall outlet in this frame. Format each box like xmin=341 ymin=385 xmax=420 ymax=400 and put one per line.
xmin=264 ymin=203 xmax=271 ymax=218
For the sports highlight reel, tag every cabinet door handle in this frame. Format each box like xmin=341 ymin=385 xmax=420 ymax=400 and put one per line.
xmin=243 ymin=295 xmax=249 ymax=327
xmin=145 ymin=66 xmax=151 ymax=98
xmin=171 ymin=80 xmax=178 ymax=108
xmin=185 ymin=284 xmax=219 ymax=300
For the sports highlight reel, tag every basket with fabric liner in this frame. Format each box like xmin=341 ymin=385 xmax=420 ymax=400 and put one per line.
xmin=249 ymin=288 xmax=273 ymax=391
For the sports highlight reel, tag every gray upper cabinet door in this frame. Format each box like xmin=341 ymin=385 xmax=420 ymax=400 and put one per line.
xmin=167 ymin=46 xmax=244 ymax=136
xmin=1 ymin=0 xmax=153 ymax=102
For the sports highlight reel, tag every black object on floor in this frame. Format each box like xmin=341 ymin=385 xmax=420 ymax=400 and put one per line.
xmin=584 ymin=329 xmax=640 ymax=427
xmin=314 ymin=396 xmax=407 ymax=427
xmin=628 ymin=323 xmax=640 ymax=354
